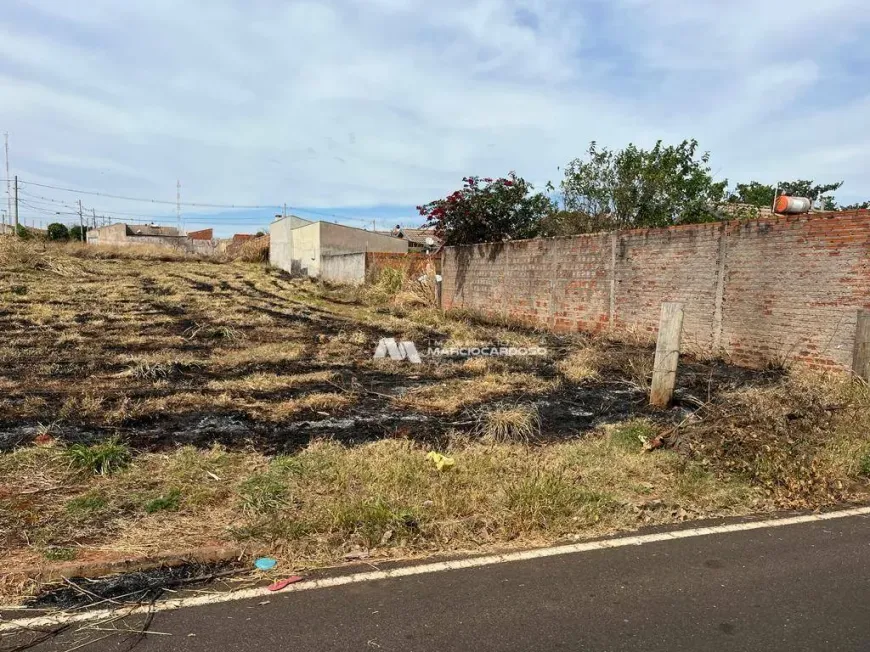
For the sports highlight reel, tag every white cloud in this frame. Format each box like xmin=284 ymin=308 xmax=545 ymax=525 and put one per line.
xmin=1 ymin=0 xmax=868 ymax=227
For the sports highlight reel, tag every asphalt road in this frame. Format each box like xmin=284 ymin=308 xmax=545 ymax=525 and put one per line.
xmin=9 ymin=513 xmax=870 ymax=651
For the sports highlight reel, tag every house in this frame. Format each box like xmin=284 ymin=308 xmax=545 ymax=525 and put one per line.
xmin=86 ymin=223 xmax=220 ymax=255
xmin=389 ymin=225 xmax=442 ymax=253
xmin=270 ymin=215 xmax=408 ymax=279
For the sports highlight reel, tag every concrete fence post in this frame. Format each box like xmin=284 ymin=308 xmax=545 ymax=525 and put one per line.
xmin=650 ymin=302 xmax=684 ymax=408
xmin=853 ymin=309 xmax=870 ymax=381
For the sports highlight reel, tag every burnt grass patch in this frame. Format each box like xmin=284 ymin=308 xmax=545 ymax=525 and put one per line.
xmin=26 ymin=561 xmax=242 ymax=611
xmin=0 ymin=255 xmax=782 ymax=458
xmin=0 ymin=352 xmax=779 ymax=455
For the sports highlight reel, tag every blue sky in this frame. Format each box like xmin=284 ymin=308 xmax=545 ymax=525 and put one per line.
xmin=1 ymin=0 xmax=868 ymax=237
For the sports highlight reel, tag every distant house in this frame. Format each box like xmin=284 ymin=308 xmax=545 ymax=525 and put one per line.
xmin=86 ymin=223 xmax=219 ymax=255
xmin=389 ymin=226 xmax=442 ymax=253
xmin=270 ymin=216 xmax=408 ymax=280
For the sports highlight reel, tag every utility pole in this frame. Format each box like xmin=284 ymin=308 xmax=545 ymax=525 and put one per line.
xmin=92 ymin=208 xmax=97 ymax=229
xmin=78 ymin=199 xmax=84 ymax=242
xmin=176 ymin=179 xmax=181 ymax=233
xmin=13 ymin=175 xmax=19 ymax=236
xmin=4 ymin=133 xmax=10 ymax=230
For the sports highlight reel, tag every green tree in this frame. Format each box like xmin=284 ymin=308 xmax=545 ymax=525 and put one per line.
xmin=69 ymin=225 xmax=88 ymax=242
xmin=727 ymin=181 xmax=776 ymax=209
xmin=840 ymin=201 xmax=870 ymax=211
xmin=47 ymin=222 xmax=70 ymax=241
xmin=418 ymin=173 xmax=555 ymax=245
xmin=728 ymin=179 xmax=844 ymax=209
xmin=558 ymin=139 xmax=728 ymax=233
xmin=15 ymin=224 xmax=31 ymax=239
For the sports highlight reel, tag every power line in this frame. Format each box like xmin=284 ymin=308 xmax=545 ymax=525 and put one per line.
xmin=19 ymin=189 xmax=385 ymax=226
xmin=17 ymin=200 xmax=78 ymax=216
xmin=14 ymin=177 xmax=413 ymax=231
xmin=19 ymin=179 xmax=282 ymax=209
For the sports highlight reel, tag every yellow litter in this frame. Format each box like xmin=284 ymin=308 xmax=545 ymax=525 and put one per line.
xmin=426 ymin=451 xmax=455 ymax=471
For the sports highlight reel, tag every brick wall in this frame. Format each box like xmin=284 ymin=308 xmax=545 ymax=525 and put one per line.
xmin=441 ymin=210 xmax=870 ymax=370
xmin=366 ymin=252 xmax=441 ymax=279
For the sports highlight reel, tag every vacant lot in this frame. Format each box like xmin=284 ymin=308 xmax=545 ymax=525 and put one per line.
xmin=1 ymin=240 xmax=869 ymax=601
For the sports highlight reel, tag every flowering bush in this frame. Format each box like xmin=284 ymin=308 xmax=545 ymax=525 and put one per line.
xmin=417 ymin=173 xmax=554 ymax=246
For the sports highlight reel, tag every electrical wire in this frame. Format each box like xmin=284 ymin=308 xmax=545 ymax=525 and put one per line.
xmin=12 ymin=178 xmax=415 ymax=232
xmin=19 ymin=179 xmax=283 ymax=209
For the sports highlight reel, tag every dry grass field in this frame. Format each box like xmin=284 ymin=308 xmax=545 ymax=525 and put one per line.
xmin=1 ymin=239 xmax=869 ymax=601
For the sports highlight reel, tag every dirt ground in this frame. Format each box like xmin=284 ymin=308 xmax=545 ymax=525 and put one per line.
xmin=0 ymin=254 xmax=778 ymax=452
xmin=1 ymin=243 xmax=868 ymax=603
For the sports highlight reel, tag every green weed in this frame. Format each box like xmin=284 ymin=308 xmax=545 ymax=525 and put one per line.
xmin=610 ymin=420 xmax=657 ymax=451
xmin=330 ymin=497 xmax=420 ymax=548
xmin=66 ymin=494 xmax=108 ymax=515
xmin=504 ymin=471 xmax=615 ymax=532
xmin=237 ymin=472 xmax=288 ymax=515
xmin=43 ymin=547 xmax=77 ymax=562
xmin=145 ymin=488 xmax=182 ymax=513
xmin=65 ymin=438 xmax=132 ymax=476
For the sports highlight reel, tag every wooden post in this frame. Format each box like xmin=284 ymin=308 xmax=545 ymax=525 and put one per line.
xmin=853 ymin=309 xmax=870 ymax=381
xmin=650 ymin=302 xmax=684 ymax=408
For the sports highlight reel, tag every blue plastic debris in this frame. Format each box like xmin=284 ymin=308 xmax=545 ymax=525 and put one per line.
xmin=254 ymin=557 xmax=278 ymax=571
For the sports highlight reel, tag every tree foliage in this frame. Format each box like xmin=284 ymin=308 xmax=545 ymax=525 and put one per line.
xmin=47 ymin=222 xmax=70 ymax=241
xmin=15 ymin=224 xmax=31 ymax=239
xmin=418 ymin=173 xmax=554 ymax=245
xmin=838 ymin=200 xmax=869 ymax=211
xmin=415 ymin=140 xmax=860 ymax=246
xmin=728 ymin=179 xmax=844 ymax=209
xmin=557 ymin=140 xmax=727 ymax=232
xmin=69 ymin=225 xmax=88 ymax=242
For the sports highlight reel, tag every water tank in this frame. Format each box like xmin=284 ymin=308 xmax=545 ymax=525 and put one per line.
xmin=774 ymin=196 xmax=811 ymax=214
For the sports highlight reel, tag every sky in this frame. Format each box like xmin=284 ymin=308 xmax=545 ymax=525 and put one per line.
xmin=1 ymin=0 xmax=868 ymax=237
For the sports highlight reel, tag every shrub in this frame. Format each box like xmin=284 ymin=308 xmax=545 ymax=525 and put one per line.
xmin=418 ymin=173 xmax=555 ymax=245
xmin=682 ymin=373 xmax=870 ymax=505
xmin=47 ymin=223 xmax=70 ymax=241
xmin=69 ymin=225 xmax=88 ymax=242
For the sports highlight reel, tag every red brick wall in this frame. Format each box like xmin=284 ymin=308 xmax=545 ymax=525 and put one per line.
xmin=366 ymin=252 xmax=440 ymax=278
xmin=615 ymin=223 xmax=723 ymax=353
xmin=442 ymin=210 xmax=870 ymax=370
xmin=719 ymin=212 xmax=870 ymax=368
xmin=188 ymin=228 xmax=213 ymax=241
